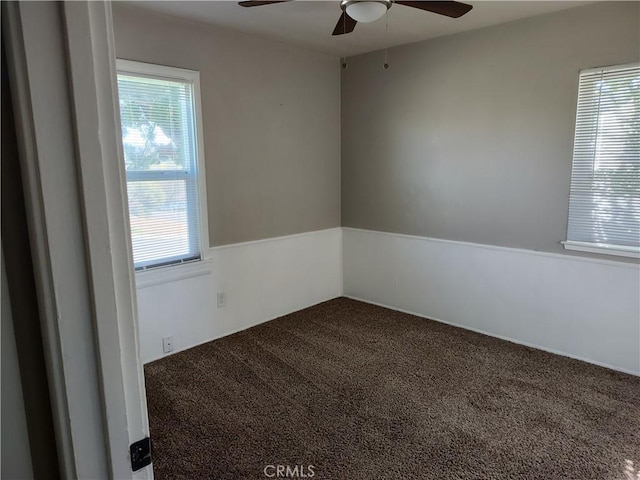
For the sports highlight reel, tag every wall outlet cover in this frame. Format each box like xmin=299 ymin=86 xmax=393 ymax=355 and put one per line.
xmin=217 ymin=292 xmax=227 ymax=308
xmin=162 ymin=336 xmax=174 ymax=353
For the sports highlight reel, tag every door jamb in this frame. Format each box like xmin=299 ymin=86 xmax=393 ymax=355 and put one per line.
xmin=2 ymin=2 xmax=151 ymax=478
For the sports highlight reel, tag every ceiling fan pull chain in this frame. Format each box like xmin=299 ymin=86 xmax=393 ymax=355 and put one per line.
xmin=342 ymin=11 xmax=348 ymax=69
xmin=383 ymin=8 xmax=389 ymax=69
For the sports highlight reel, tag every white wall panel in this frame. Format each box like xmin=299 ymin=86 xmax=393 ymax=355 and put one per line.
xmin=343 ymin=228 xmax=640 ymax=375
xmin=137 ymin=226 xmax=639 ymax=375
xmin=136 ymin=228 xmax=342 ymax=363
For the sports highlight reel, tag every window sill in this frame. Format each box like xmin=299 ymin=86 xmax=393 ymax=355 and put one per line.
xmin=562 ymin=241 xmax=640 ymax=259
xmin=135 ymin=257 xmax=213 ymax=289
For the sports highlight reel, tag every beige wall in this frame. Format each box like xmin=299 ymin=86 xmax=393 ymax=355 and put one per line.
xmin=342 ymin=2 xmax=639 ymax=256
xmin=113 ymin=4 xmax=341 ymax=246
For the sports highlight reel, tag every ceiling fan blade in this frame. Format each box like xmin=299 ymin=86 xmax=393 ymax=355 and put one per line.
xmin=394 ymin=1 xmax=472 ymax=18
xmin=332 ymin=11 xmax=357 ymax=36
xmin=238 ymin=1 xmax=291 ymax=7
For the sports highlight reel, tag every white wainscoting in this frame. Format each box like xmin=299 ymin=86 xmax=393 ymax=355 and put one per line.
xmin=343 ymin=228 xmax=640 ymax=375
xmin=136 ymin=228 xmax=343 ymax=363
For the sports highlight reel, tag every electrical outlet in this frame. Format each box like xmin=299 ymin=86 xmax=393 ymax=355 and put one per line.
xmin=162 ymin=336 xmax=174 ymax=353
xmin=217 ymin=291 xmax=227 ymax=308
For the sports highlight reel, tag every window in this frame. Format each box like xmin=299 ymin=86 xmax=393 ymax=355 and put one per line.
xmin=565 ymin=63 xmax=640 ymax=258
xmin=116 ymin=60 xmax=207 ymax=270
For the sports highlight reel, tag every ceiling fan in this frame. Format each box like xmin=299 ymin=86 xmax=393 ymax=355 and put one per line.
xmin=238 ymin=1 xmax=473 ymax=36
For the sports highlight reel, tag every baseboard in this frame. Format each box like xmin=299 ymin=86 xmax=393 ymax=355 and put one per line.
xmin=344 ymin=295 xmax=639 ymax=377
xmin=137 ymin=226 xmax=639 ymax=373
xmin=144 ymin=294 xmax=341 ymax=364
xmin=137 ymin=227 xmax=343 ymax=363
xmin=342 ymin=228 xmax=640 ymax=375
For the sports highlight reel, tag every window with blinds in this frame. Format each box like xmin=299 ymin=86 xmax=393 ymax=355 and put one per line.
xmin=565 ymin=63 xmax=640 ymax=258
xmin=116 ymin=61 xmax=206 ymax=270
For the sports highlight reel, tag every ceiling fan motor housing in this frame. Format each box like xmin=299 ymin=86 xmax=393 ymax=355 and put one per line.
xmin=341 ymin=0 xmax=392 ymax=23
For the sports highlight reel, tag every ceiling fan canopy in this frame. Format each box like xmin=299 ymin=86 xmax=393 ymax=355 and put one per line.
xmin=238 ymin=0 xmax=473 ymax=36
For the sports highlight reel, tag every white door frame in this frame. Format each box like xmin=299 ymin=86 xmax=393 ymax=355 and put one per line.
xmin=3 ymin=1 xmax=151 ymax=478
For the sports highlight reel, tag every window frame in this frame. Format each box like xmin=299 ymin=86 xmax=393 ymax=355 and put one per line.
xmin=116 ymin=59 xmax=210 ymax=271
xmin=563 ymin=62 xmax=640 ymax=260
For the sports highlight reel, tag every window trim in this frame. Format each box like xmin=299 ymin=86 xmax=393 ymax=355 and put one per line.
xmin=563 ymin=61 xmax=640 ymax=259
xmin=116 ymin=59 xmax=210 ymax=272
xmin=562 ymin=241 xmax=640 ymax=259
xmin=579 ymin=61 xmax=639 ymax=76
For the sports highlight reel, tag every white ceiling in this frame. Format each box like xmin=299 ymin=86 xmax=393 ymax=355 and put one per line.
xmin=128 ymin=1 xmax=594 ymax=57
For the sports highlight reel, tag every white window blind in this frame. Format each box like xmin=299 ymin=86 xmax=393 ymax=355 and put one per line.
xmin=565 ymin=63 xmax=640 ymax=258
xmin=117 ymin=63 xmax=205 ymax=270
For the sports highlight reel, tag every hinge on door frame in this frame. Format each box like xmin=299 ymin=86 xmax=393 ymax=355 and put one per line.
xmin=130 ymin=437 xmax=152 ymax=471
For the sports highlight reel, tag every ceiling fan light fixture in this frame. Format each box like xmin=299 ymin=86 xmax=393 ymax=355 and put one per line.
xmin=343 ymin=0 xmax=390 ymax=23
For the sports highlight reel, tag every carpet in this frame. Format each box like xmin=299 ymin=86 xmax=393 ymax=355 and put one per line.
xmin=144 ymin=297 xmax=640 ymax=480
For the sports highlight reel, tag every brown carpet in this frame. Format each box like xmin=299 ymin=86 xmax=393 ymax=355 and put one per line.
xmin=144 ymin=298 xmax=640 ymax=480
